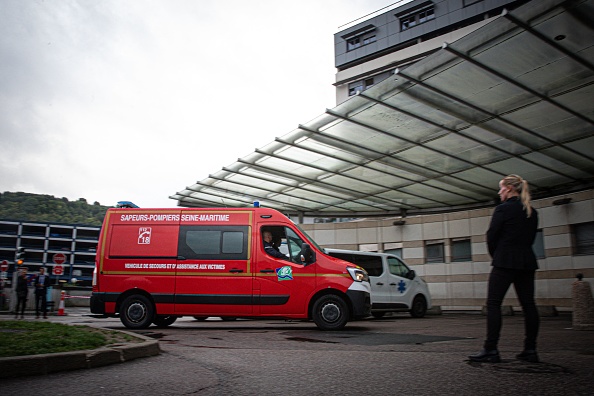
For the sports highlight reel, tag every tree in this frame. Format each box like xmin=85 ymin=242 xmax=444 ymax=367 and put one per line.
xmin=0 ymin=192 xmax=111 ymax=226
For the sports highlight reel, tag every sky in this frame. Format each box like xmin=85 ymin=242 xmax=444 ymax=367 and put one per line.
xmin=1 ymin=0 xmax=411 ymax=208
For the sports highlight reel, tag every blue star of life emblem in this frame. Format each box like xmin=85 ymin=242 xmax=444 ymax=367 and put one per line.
xmin=398 ymin=280 xmax=406 ymax=293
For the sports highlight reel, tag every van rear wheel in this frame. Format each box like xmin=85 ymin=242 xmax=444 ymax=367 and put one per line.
xmin=120 ymin=294 xmax=154 ymax=329
xmin=312 ymin=295 xmax=349 ymax=331
xmin=410 ymin=295 xmax=427 ymax=318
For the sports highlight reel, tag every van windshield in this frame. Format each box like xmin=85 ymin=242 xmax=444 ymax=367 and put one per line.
xmin=294 ymin=223 xmax=324 ymax=252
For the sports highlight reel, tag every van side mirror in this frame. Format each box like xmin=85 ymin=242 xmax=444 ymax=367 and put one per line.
xmin=407 ymin=269 xmax=416 ymax=280
xmin=299 ymin=244 xmax=316 ymax=265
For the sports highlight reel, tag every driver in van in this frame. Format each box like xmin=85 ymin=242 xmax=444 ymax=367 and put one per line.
xmin=263 ymin=231 xmax=287 ymax=259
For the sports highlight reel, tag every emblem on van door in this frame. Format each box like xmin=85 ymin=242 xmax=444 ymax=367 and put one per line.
xmin=276 ymin=266 xmax=293 ymax=281
xmin=138 ymin=227 xmax=152 ymax=244
xmin=398 ymin=280 xmax=406 ymax=293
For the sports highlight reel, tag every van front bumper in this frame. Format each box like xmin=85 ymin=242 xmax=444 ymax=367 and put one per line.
xmin=347 ymin=289 xmax=371 ymax=318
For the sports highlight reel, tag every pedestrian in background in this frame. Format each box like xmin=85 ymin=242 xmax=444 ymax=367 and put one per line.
xmin=15 ymin=267 xmax=28 ymax=319
xmin=34 ymin=267 xmax=50 ymax=319
xmin=469 ymin=174 xmax=540 ymax=363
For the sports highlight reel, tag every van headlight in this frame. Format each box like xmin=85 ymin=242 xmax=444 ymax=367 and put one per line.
xmin=347 ymin=267 xmax=369 ymax=283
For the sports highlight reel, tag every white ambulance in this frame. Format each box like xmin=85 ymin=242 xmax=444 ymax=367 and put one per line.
xmin=324 ymin=249 xmax=431 ymax=318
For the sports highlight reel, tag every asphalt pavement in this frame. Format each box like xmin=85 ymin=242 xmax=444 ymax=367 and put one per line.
xmin=1 ymin=307 xmax=593 ymax=395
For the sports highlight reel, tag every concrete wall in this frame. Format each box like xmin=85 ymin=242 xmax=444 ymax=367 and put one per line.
xmin=302 ymin=189 xmax=594 ymax=311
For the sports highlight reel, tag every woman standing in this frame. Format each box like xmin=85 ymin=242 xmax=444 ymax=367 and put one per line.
xmin=469 ymin=175 xmax=540 ymax=363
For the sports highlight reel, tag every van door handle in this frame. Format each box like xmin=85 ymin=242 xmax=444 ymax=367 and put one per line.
xmin=260 ymin=269 xmax=274 ymax=273
xmin=376 ymin=282 xmax=384 ymax=285
xmin=229 ymin=269 xmax=243 ymax=273
xmin=390 ymin=283 xmax=397 ymax=286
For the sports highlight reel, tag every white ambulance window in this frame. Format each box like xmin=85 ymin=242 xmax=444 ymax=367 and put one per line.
xmin=353 ymin=255 xmax=383 ymax=276
xmin=328 ymin=253 xmax=383 ymax=276
xmin=387 ymin=256 xmax=409 ymax=278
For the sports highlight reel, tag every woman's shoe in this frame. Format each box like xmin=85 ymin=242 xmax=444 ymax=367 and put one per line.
xmin=468 ymin=349 xmax=501 ymax=363
xmin=516 ymin=350 xmax=539 ymax=363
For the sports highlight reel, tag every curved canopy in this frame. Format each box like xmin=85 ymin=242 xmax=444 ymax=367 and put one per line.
xmin=172 ymin=0 xmax=594 ymax=217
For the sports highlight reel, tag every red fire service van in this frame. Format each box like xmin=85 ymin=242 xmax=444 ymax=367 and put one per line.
xmin=91 ymin=206 xmax=371 ymax=330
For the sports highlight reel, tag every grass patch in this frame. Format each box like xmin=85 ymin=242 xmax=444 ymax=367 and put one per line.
xmin=0 ymin=321 xmax=139 ymax=358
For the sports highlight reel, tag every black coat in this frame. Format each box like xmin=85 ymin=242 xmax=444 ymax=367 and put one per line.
xmin=16 ymin=275 xmax=28 ymax=299
xmin=486 ymin=196 xmax=539 ymax=270
xmin=264 ymin=241 xmax=286 ymax=259
xmin=34 ymin=273 xmax=50 ymax=296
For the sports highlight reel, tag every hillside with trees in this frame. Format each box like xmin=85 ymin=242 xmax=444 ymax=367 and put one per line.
xmin=0 ymin=192 xmax=111 ymax=226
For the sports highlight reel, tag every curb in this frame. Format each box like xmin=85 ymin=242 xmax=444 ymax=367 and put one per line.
xmin=0 ymin=329 xmax=160 ymax=379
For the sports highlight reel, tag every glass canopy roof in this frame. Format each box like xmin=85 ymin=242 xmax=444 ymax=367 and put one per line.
xmin=172 ymin=0 xmax=594 ymax=217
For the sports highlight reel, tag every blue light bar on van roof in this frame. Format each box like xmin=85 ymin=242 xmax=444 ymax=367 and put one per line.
xmin=116 ymin=201 xmax=140 ymax=208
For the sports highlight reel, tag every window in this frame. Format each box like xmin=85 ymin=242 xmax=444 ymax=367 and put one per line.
xmin=399 ymin=6 xmax=435 ymax=31
xmin=363 ymin=35 xmax=376 ymax=45
xmin=264 ymin=226 xmax=314 ymax=265
xmin=348 ymin=81 xmax=364 ymax=96
xmin=385 ymin=248 xmax=402 ymax=258
xmin=533 ymin=230 xmax=545 ymax=259
xmin=425 ymin=241 xmax=444 ymax=263
xmin=345 ymin=29 xmax=377 ymax=52
xmin=451 ymin=239 xmax=471 ymax=262
xmin=327 ymin=252 xmax=384 ymax=277
xmin=347 ymin=36 xmax=360 ymax=51
xmin=285 ymin=227 xmax=307 ymax=264
xmin=418 ymin=8 xmax=434 ymax=23
xmin=179 ymin=226 xmax=248 ymax=260
xmin=348 ymin=77 xmax=374 ymax=96
xmin=574 ymin=222 xmax=594 ymax=255
xmin=388 ymin=256 xmax=410 ymax=278
xmin=186 ymin=230 xmax=245 ymax=255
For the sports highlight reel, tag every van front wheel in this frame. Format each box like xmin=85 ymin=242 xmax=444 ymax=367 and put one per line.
xmin=312 ymin=295 xmax=349 ymax=331
xmin=120 ymin=295 xmax=154 ymax=329
xmin=410 ymin=295 xmax=427 ymax=318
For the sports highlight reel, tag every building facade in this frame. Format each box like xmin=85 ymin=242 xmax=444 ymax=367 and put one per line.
xmin=301 ymin=190 xmax=594 ymax=311
xmin=326 ymin=0 xmax=593 ymax=312
xmin=334 ymin=0 xmax=529 ymax=104
xmin=0 ymin=219 xmax=99 ymax=287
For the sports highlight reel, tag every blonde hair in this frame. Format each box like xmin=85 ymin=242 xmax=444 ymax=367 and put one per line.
xmin=501 ymin=174 xmax=532 ymax=217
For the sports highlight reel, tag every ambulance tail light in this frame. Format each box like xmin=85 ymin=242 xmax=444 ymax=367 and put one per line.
xmin=92 ymin=266 xmax=98 ymax=291
xmin=347 ymin=267 xmax=369 ymax=283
